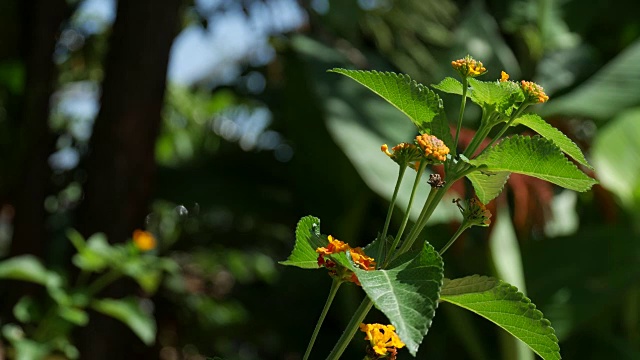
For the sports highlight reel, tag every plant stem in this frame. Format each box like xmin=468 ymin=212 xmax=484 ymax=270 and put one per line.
xmin=304 ymin=280 xmax=342 ymax=360
xmin=378 ymin=166 xmax=407 ymax=263
xmin=453 ymin=77 xmax=469 ymax=152
xmin=87 ymin=270 xmax=122 ymax=296
xmin=478 ymin=103 xmax=529 ymax=156
xmin=439 ymin=223 xmax=471 ymax=255
xmin=326 ymin=297 xmax=374 ymax=360
xmin=385 ymin=161 xmax=426 ymax=266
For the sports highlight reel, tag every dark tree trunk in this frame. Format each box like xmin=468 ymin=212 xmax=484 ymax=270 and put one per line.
xmin=10 ymin=0 xmax=67 ymax=259
xmin=76 ymin=0 xmax=182 ymax=358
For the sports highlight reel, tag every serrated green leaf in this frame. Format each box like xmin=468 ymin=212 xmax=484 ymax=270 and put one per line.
xmin=279 ymin=216 xmax=326 ymax=269
xmin=466 ymin=170 xmax=510 ymax=204
xmin=441 ymin=275 xmax=561 ymax=360
xmin=468 ymin=79 xmax=522 ymax=115
xmin=354 ymin=243 xmax=444 ymax=356
xmin=514 ymin=114 xmax=592 ymax=169
xmin=432 ymin=77 xmax=466 ymax=95
xmin=469 ymin=135 xmax=596 ymax=191
xmin=91 ymin=297 xmax=156 ymax=345
xmin=329 ymin=68 xmax=443 ymax=134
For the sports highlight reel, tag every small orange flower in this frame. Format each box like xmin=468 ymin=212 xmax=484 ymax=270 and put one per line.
xmin=316 ymin=235 xmax=350 ymax=256
xmin=454 ymin=198 xmax=492 ymax=226
xmin=381 ymin=142 xmax=422 ymax=167
xmin=133 ymin=230 xmax=156 ymax=251
xmin=415 ymin=134 xmax=450 ymax=162
xmin=351 ymin=247 xmax=376 ymax=271
xmin=360 ymin=323 xmax=405 ymax=359
xmin=451 ymin=55 xmax=487 ymax=78
xmin=316 ymin=236 xmax=376 ymax=285
xmin=500 ymin=71 xmax=509 ymax=82
xmin=521 ymin=80 xmax=549 ymax=103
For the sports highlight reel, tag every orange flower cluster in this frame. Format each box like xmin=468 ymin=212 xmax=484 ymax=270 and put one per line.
xmin=316 ymin=235 xmax=375 ymax=285
xmin=500 ymin=71 xmax=509 ymax=82
xmin=455 ymin=198 xmax=492 ymax=226
xmin=360 ymin=323 xmax=405 ymax=359
xmin=133 ymin=229 xmax=156 ymax=251
xmin=415 ymin=134 xmax=450 ymax=162
xmin=521 ymin=80 xmax=549 ymax=103
xmin=451 ymin=55 xmax=487 ymax=78
xmin=381 ymin=143 xmax=422 ymax=167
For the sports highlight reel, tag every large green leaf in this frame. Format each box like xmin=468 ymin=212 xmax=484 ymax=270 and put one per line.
xmin=91 ymin=297 xmax=156 ymax=346
xmin=468 ymin=78 xmax=521 ymax=113
xmin=513 ymin=114 xmax=592 ymax=169
xmin=432 ymin=77 xmax=465 ymax=95
xmin=353 ymin=243 xmax=444 ymax=356
xmin=279 ymin=216 xmax=326 ymax=269
xmin=469 ymin=135 xmax=596 ymax=191
xmin=466 ymin=170 xmax=510 ymax=204
xmin=328 ymin=68 xmax=444 ymax=135
xmin=0 ymin=255 xmax=61 ymax=287
xmin=441 ymin=275 xmax=560 ymax=360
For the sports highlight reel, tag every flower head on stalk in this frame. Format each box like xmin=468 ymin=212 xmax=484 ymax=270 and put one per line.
xmin=454 ymin=198 xmax=492 ymax=227
xmin=381 ymin=143 xmax=422 ymax=169
xmin=500 ymin=71 xmax=510 ymax=82
xmin=360 ymin=323 xmax=405 ymax=359
xmin=451 ymin=55 xmax=487 ymax=78
xmin=521 ymin=80 xmax=549 ymax=104
xmin=316 ymin=236 xmax=375 ymax=285
xmin=415 ymin=134 xmax=450 ymax=163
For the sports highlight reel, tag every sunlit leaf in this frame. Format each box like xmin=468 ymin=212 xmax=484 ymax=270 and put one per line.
xmin=432 ymin=77 xmax=465 ymax=95
xmin=469 ymin=135 xmax=596 ymax=191
xmin=279 ymin=216 xmax=326 ymax=269
xmin=441 ymin=275 xmax=560 ymax=360
xmin=0 ymin=255 xmax=60 ymax=287
xmin=354 ymin=243 xmax=444 ymax=356
xmin=513 ymin=114 xmax=592 ymax=169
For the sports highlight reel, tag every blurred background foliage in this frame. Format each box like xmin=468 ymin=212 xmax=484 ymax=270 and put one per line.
xmin=0 ymin=0 xmax=639 ymax=359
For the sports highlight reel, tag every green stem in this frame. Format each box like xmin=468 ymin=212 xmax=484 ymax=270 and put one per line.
xmin=396 ymin=186 xmax=447 ymax=257
xmin=478 ymin=104 xmax=530 ymax=156
xmin=454 ymin=77 xmax=469 ymax=152
xmin=378 ymin=166 xmax=407 ymax=263
xmin=303 ymin=280 xmax=342 ymax=360
xmin=87 ymin=270 xmax=122 ymax=296
xmin=385 ymin=161 xmax=426 ymax=266
xmin=326 ymin=297 xmax=374 ymax=360
xmin=439 ymin=223 xmax=471 ymax=255
xmin=463 ymin=109 xmax=493 ymax=159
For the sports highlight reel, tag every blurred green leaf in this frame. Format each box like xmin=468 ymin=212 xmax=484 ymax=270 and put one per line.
xmin=91 ymin=297 xmax=156 ymax=345
xmin=57 ymin=305 xmax=89 ymax=326
xmin=13 ymin=297 xmax=40 ymax=324
xmin=0 ymin=255 xmax=60 ymax=287
xmin=592 ymin=107 xmax=640 ymax=210
xmin=542 ymin=38 xmax=640 ymax=121
xmin=470 ymin=135 xmax=597 ymax=191
xmin=441 ymin=275 xmax=560 ymax=360
xmin=279 ymin=216 xmax=326 ymax=269
xmin=513 ymin=114 xmax=592 ymax=169
xmin=353 ymin=243 xmax=444 ymax=356
xmin=72 ymin=233 xmax=113 ymax=272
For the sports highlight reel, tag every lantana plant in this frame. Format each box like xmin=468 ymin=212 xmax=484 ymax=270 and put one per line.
xmin=281 ymin=55 xmax=597 ymax=359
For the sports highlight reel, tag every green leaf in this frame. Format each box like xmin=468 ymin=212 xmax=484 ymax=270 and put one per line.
xmin=279 ymin=216 xmax=327 ymax=269
xmin=57 ymin=305 xmax=89 ymax=326
xmin=0 ymin=255 xmax=61 ymax=287
xmin=441 ymin=275 xmax=560 ymax=360
xmin=432 ymin=77 xmax=465 ymax=95
xmin=91 ymin=297 xmax=156 ymax=345
xmin=329 ymin=68 xmax=443 ymax=134
xmin=469 ymin=135 xmax=596 ymax=192
xmin=72 ymin=233 xmax=113 ymax=272
xmin=468 ymin=79 xmax=522 ymax=115
xmin=354 ymin=243 xmax=444 ymax=356
xmin=513 ymin=114 xmax=592 ymax=169
xmin=466 ymin=170 xmax=510 ymax=204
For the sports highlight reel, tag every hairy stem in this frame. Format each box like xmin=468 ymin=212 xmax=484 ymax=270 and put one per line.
xmin=439 ymin=223 xmax=471 ymax=255
xmin=326 ymin=297 xmax=374 ymax=360
xmin=454 ymin=77 xmax=469 ymax=152
xmin=378 ymin=166 xmax=407 ymax=263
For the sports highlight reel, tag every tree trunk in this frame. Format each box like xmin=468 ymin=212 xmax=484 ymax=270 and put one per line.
xmin=76 ymin=0 xmax=182 ymax=358
xmin=10 ymin=0 xmax=67 ymax=259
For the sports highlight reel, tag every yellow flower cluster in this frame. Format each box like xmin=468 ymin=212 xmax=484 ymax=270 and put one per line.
xmin=133 ymin=229 xmax=156 ymax=251
xmin=451 ymin=55 xmax=487 ymax=78
xmin=521 ymin=80 xmax=549 ymax=103
xmin=360 ymin=323 xmax=405 ymax=359
xmin=316 ymin=235 xmax=376 ymax=285
xmin=415 ymin=134 xmax=450 ymax=162
xmin=500 ymin=71 xmax=509 ymax=82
